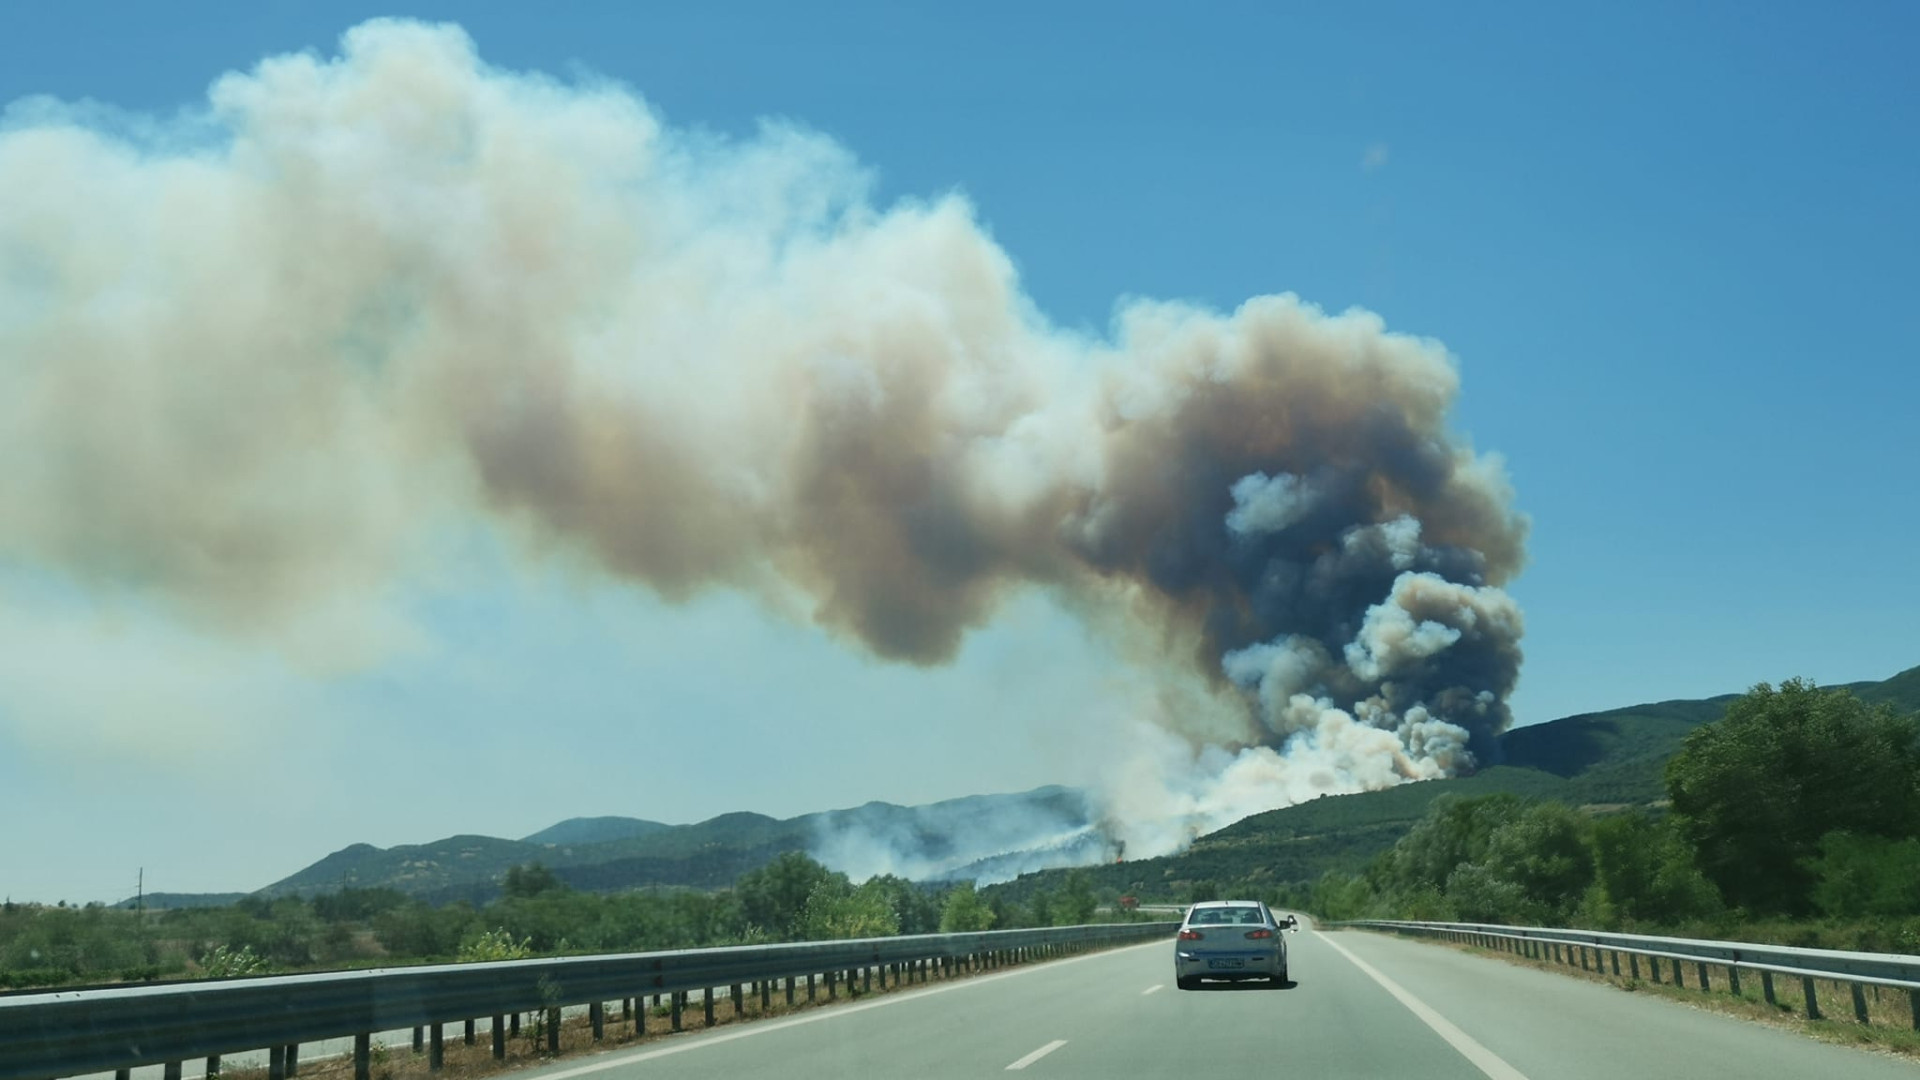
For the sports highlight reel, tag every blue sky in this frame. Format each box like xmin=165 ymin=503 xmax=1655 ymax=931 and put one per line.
xmin=2 ymin=2 xmax=1916 ymax=903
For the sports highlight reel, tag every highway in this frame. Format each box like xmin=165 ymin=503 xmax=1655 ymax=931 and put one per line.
xmin=504 ymin=925 xmax=1920 ymax=1080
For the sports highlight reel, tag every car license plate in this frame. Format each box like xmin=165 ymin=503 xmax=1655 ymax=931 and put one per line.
xmin=1207 ymin=958 xmax=1244 ymax=969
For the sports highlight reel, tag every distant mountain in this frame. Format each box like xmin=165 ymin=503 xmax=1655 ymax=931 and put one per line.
xmin=521 ymin=817 xmax=673 ymax=846
xmin=255 ymin=786 xmax=1096 ymax=903
xmin=109 ymin=892 xmax=249 ymax=911
xmin=983 ymin=664 xmax=1920 ymax=905
xmin=170 ymin=666 xmax=1920 ymax=910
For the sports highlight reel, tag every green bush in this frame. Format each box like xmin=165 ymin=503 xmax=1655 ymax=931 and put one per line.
xmin=199 ymin=944 xmax=268 ymax=978
xmin=1590 ymin=812 xmax=1720 ymax=926
xmin=1666 ymin=679 xmax=1920 ymax=914
xmin=938 ymin=883 xmax=995 ymax=932
xmin=457 ymin=927 xmax=533 ymax=962
xmin=1808 ymin=832 xmax=1920 ymax=918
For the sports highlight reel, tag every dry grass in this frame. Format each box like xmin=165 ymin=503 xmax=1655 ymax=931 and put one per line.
xmin=1365 ymin=931 xmax=1920 ymax=1061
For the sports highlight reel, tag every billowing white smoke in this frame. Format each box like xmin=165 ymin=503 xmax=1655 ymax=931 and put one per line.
xmin=805 ymin=787 xmax=1107 ymax=885
xmin=0 ymin=20 xmax=1527 ymax=867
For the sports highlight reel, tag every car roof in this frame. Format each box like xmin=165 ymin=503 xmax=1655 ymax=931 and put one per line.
xmin=1188 ymin=900 xmax=1263 ymax=908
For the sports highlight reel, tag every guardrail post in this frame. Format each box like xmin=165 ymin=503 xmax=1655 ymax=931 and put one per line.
xmin=464 ymin=1018 xmax=475 ymax=1045
xmin=269 ymin=1046 xmax=286 ymax=1080
xmin=761 ymin=979 xmax=772 ymax=1010
xmin=1697 ymin=962 xmax=1710 ymax=991
xmin=512 ymin=1011 xmax=522 ymax=1037
xmin=1762 ymin=970 xmax=1775 ymax=1005
xmin=1674 ymin=961 xmax=1686 ymax=989
xmin=117 ymin=1070 xmax=130 ymax=1080
xmin=207 ymin=1055 xmax=221 ymax=1079
xmin=1909 ymin=988 xmax=1919 ymax=1030
xmin=671 ymin=992 xmax=683 ymax=1031
xmin=1851 ymin=983 xmax=1870 ymax=1024
xmin=429 ymin=1024 xmax=443 ymax=1071
xmin=492 ymin=1015 xmax=506 ymax=1057
xmin=1649 ymin=956 xmax=1662 ymax=983
xmin=1802 ymin=976 xmax=1821 ymax=1019
xmin=862 ymin=967 xmax=872 ymax=992
xmin=1727 ymin=966 xmax=1741 ymax=997
xmin=1610 ymin=951 xmax=1621 ymax=977
xmin=591 ymin=1000 xmax=605 ymax=1040
xmin=354 ymin=1033 xmax=371 ymax=1080
xmin=733 ymin=982 xmax=745 ymax=1014
xmin=807 ymin=973 xmax=817 ymax=1000
xmin=547 ymin=1007 xmax=561 ymax=1051
xmin=164 ymin=1063 xmax=181 ymax=1080
xmin=786 ymin=976 xmax=796 ymax=1005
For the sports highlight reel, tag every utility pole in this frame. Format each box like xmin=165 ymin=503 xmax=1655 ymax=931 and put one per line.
xmin=137 ymin=867 xmax=144 ymax=913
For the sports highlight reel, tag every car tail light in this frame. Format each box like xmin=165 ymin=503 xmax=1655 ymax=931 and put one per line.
xmin=1246 ymin=928 xmax=1274 ymax=939
xmin=1178 ymin=930 xmax=1204 ymax=941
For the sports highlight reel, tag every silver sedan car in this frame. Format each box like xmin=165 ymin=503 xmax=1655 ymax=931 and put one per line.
xmin=1173 ymin=900 xmax=1295 ymax=988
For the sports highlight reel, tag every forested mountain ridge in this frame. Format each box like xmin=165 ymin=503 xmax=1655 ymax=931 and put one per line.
xmin=136 ymin=668 xmax=1918 ymax=908
xmin=984 ymin=666 xmax=1920 ymax=906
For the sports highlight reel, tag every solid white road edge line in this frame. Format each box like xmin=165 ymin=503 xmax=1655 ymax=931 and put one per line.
xmin=1317 ymin=933 xmax=1531 ymax=1080
xmin=527 ymin=939 xmax=1166 ymax=1080
xmin=1005 ymin=1039 xmax=1068 ymax=1071
xmin=1141 ymin=984 xmax=1164 ymax=995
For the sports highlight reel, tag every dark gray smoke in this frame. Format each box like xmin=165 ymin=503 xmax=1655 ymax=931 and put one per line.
xmin=0 ymin=20 xmax=1526 ymax=855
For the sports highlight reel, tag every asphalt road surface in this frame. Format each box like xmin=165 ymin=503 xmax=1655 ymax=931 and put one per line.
xmin=502 ymin=924 xmax=1919 ymax=1080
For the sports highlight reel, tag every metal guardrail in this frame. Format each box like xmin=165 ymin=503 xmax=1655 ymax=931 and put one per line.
xmin=1338 ymin=919 xmax=1920 ymax=1029
xmin=1 ymin=920 xmax=1176 ymax=1080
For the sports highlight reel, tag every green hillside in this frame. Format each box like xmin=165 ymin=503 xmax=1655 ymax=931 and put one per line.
xmin=986 ymin=665 xmax=1920 ymax=905
xmin=227 ymin=667 xmax=1919 ymax=908
xmin=254 ymin=788 xmax=1090 ymax=903
xmin=520 ymin=816 xmax=673 ymax=846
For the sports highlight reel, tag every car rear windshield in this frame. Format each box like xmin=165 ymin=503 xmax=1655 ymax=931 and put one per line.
xmin=1191 ymin=908 xmax=1264 ymax=925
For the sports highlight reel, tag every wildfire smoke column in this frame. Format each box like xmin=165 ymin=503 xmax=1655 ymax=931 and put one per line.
xmin=0 ymin=19 xmax=1526 ymax=852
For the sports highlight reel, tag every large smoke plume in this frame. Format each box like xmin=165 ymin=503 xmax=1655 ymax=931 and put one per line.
xmin=0 ymin=21 xmax=1525 ymax=864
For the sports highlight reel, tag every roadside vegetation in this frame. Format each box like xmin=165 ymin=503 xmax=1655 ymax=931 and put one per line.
xmin=0 ymin=854 xmax=1129 ymax=990
xmin=10 ymin=678 xmax=1909 ymax=991
xmin=1301 ymin=680 xmax=1920 ymax=952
